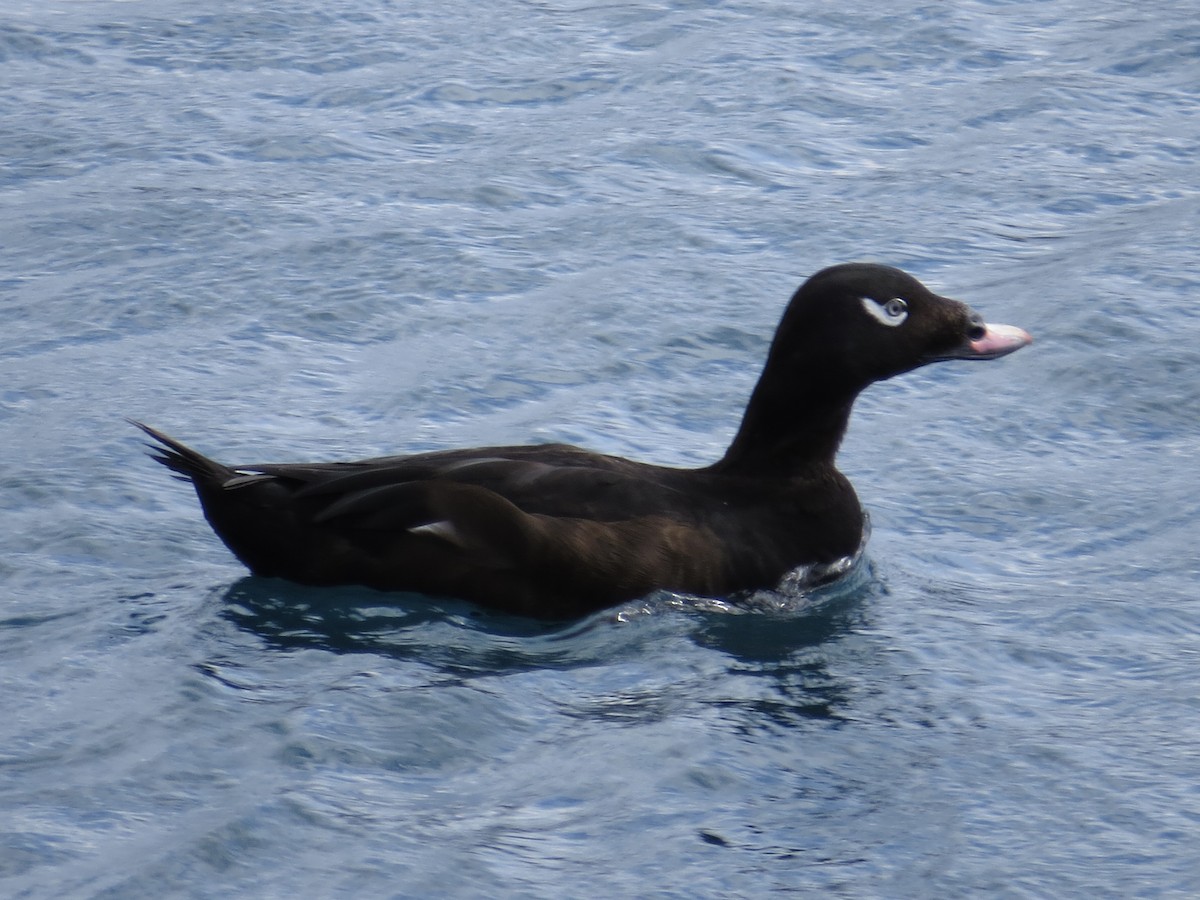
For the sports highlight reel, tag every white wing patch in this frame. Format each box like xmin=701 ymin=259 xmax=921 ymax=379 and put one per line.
xmin=224 ymin=470 xmax=274 ymax=489
xmin=408 ymin=520 xmax=467 ymax=548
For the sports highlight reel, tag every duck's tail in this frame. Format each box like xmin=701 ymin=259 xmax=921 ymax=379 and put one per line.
xmin=128 ymin=419 xmax=232 ymax=485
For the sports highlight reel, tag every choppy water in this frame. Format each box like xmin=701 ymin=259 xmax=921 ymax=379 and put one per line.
xmin=3 ymin=1 xmax=1199 ymax=896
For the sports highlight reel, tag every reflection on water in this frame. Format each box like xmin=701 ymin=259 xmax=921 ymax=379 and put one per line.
xmin=217 ymin=557 xmax=882 ymax=740
xmin=221 ymin=553 xmax=876 ymax=661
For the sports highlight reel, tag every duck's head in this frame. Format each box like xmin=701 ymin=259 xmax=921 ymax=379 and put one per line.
xmin=717 ymin=263 xmax=1033 ymax=472
xmin=769 ymin=262 xmax=1032 ymax=391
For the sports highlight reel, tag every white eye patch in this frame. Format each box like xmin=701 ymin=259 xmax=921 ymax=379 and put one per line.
xmin=860 ymin=296 xmax=909 ymax=327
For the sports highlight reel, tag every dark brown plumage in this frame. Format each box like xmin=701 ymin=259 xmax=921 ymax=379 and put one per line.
xmin=133 ymin=263 xmax=1031 ymax=618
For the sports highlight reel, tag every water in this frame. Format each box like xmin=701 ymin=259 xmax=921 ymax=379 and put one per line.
xmin=3 ymin=0 xmax=1199 ymax=896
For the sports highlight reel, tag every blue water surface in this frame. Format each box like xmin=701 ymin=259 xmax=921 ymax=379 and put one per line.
xmin=3 ymin=0 xmax=1199 ymax=896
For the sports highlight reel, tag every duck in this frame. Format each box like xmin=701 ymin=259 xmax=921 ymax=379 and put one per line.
xmin=133 ymin=263 xmax=1031 ymax=619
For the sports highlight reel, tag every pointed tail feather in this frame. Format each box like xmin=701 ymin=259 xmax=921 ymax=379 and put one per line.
xmin=128 ymin=419 xmax=232 ymax=485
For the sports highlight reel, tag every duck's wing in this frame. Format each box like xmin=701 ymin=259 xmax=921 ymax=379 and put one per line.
xmin=210 ymin=446 xmax=724 ymax=613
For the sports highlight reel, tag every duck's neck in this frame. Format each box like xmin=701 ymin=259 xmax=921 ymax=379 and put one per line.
xmin=710 ymin=376 xmax=857 ymax=478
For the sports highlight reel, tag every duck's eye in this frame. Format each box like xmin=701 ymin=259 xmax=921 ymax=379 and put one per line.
xmin=860 ymin=296 xmax=909 ymax=327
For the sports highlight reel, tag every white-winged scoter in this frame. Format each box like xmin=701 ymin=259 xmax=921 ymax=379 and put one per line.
xmin=134 ymin=263 xmax=1031 ymax=618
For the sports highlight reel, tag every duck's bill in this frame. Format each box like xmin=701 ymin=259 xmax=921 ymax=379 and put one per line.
xmin=930 ymin=323 xmax=1033 ymax=362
